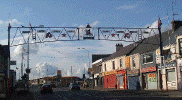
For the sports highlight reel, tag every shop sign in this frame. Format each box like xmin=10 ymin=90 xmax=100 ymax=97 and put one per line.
xmin=116 ymin=69 xmax=126 ymax=75
xmin=148 ymin=73 xmax=156 ymax=82
xmin=0 ymin=73 xmax=5 ymax=76
xmin=127 ymin=69 xmax=139 ymax=76
xmin=125 ymin=57 xmax=130 ymax=70
xmin=57 ymin=70 xmax=61 ymax=75
xmin=157 ymin=63 xmax=176 ymax=69
xmin=141 ymin=66 xmax=156 ymax=73
xmin=102 ymin=70 xmax=116 ymax=76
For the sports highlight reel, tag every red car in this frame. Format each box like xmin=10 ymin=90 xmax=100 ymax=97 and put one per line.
xmin=40 ymin=84 xmax=53 ymax=94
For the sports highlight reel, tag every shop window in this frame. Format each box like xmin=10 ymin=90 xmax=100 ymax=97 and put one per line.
xmin=163 ymin=49 xmax=171 ymax=60
xmin=167 ymin=69 xmax=176 ymax=82
xmin=143 ymin=53 xmax=153 ymax=64
xmin=178 ymin=38 xmax=182 ymax=56
xmin=104 ymin=64 xmax=107 ymax=71
xmin=132 ymin=56 xmax=136 ymax=68
xmin=112 ymin=61 xmax=115 ymax=70
xmin=120 ymin=58 xmax=122 ymax=68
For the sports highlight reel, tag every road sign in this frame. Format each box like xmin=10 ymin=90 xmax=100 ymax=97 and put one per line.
xmin=10 ymin=61 xmax=16 ymax=65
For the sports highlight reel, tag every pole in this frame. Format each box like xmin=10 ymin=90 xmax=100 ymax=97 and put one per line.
xmin=8 ymin=23 xmax=11 ymax=98
xmin=21 ymin=52 xmax=23 ymax=78
xmin=158 ymin=18 xmax=163 ymax=90
xmin=71 ymin=66 xmax=72 ymax=83
xmin=27 ymin=33 xmax=30 ymax=90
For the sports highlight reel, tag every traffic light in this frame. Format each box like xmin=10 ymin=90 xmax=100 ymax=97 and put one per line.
xmin=83 ymin=74 xmax=85 ymax=79
xmin=21 ymin=74 xmax=28 ymax=80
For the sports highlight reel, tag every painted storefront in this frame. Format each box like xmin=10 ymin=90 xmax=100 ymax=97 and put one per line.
xmin=158 ymin=62 xmax=177 ymax=90
xmin=127 ymin=69 xmax=140 ymax=90
xmin=103 ymin=70 xmax=116 ymax=88
xmin=116 ymin=69 xmax=127 ymax=89
xmin=141 ymin=66 xmax=157 ymax=89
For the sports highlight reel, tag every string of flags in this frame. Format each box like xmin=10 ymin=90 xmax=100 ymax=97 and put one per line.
xmin=158 ymin=17 xmax=162 ymax=29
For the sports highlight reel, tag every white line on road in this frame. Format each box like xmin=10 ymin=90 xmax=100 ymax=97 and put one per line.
xmin=84 ymin=94 xmax=90 ymax=96
xmin=57 ymin=95 xmax=62 ymax=98
xmin=63 ymin=97 xmax=69 ymax=100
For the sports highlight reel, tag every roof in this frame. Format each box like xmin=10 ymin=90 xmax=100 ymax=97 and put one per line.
xmin=104 ymin=39 xmax=144 ymax=61
xmin=2 ymin=45 xmax=9 ymax=58
xmin=92 ymin=54 xmax=111 ymax=62
xmin=129 ymin=30 xmax=172 ymax=55
xmin=104 ymin=30 xmax=172 ymax=61
xmin=163 ymin=26 xmax=182 ymax=46
xmin=92 ymin=58 xmax=102 ymax=65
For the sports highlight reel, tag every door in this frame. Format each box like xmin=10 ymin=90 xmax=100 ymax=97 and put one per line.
xmin=142 ymin=74 xmax=146 ymax=89
xmin=128 ymin=76 xmax=140 ymax=90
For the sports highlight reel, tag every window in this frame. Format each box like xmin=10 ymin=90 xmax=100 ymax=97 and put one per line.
xmin=143 ymin=53 xmax=153 ymax=64
xmin=163 ymin=49 xmax=171 ymax=60
xmin=178 ymin=38 xmax=182 ymax=55
xmin=112 ymin=61 xmax=115 ymax=69
xmin=132 ymin=56 xmax=136 ymax=68
xmin=104 ymin=64 xmax=107 ymax=71
xmin=120 ymin=59 xmax=122 ymax=68
xmin=167 ymin=69 xmax=176 ymax=82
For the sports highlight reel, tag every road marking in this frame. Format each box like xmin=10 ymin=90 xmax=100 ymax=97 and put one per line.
xmin=84 ymin=94 xmax=90 ymax=96
xmin=63 ymin=97 xmax=69 ymax=100
xmin=57 ymin=95 xmax=62 ymax=98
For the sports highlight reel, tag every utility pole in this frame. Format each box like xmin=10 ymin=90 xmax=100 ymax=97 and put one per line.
xmin=27 ymin=33 xmax=30 ymax=91
xmin=158 ymin=17 xmax=163 ymax=90
xmin=71 ymin=66 xmax=72 ymax=83
xmin=7 ymin=23 xmax=11 ymax=98
xmin=21 ymin=50 xmax=24 ymax=78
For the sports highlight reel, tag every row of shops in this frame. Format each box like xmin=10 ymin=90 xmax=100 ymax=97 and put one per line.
xmin=101 ymin=61 xmax=182 ymax=90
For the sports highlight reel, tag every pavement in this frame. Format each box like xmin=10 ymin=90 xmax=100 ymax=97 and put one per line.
xmin=7 ymin=86 xmax=182 ymax=99
xmin=9 ymin=90 xmax=36 ymax=100
xmin=81 ymin=86 xmax=182 ymax=97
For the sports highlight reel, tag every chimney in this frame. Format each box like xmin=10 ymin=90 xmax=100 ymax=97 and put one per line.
xmin=171 ymin=20 xmax=182 ymax=31
xmin=116 ymin=43 xmax=123 ymax=52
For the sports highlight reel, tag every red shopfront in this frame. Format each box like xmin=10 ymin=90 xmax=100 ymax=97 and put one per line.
xmin=103 ymin=70 xmax=116 ymax=89
xmin=116 ymin=69 xmax=127 ymax=89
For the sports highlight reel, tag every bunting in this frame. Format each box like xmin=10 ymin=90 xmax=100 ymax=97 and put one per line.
xmin=158 ymin=17 xmax=162 ymax=29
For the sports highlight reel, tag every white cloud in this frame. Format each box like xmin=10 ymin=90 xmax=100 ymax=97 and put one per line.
xmin=0 ymin=20 xmax=3 ymax=25
xmin=91 ymin=21 xmax=99 ymax=26
xmin=6 ymin=19 xmax=23 ymax=26
xmin=13 ymin=40 xmax=39 ymax=57
xmin=35 ymin=62 xmax=58 ymax=77
xmin=143 ymin=19 xmax=170 ymax=38
xmin=72 ymin=23 xmax=78 ymax=27
xmin=117 ymin=5 xmax=138 ymax=10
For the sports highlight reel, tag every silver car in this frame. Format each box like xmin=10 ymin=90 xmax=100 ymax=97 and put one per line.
xmin=69 ymin=83 xmax=80 ymax=91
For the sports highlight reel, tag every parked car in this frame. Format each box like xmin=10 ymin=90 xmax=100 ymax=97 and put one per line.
xmin=69 ymin=83 xmax=80 ymax=91
xmin=40 ymin=84 xmax=53 ymax=94
xmin=83 ymin=82 xmax=89 ymax=88
xmin=15 ymin=82 xmax=28 ymax=94
xmin=50 ymin=83 xmax=56 ymax=88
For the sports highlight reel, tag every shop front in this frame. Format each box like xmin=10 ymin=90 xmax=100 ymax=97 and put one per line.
xmin=103 ymin=70 xmax=116 ymax=89
xmin=177 ymin=59 xmax=182 ymax=90
xmin=127 ymin=69 xmax=140 ymax=90
xmin=0 ymin=69 xmax=6 ymax=98
xmin=141 ymin=66 xmax=157 ymax=90
xmin=158 ymin=62 xmax=177 ymax=90
xmin=116 ymin=69 xmax=127 ymax=89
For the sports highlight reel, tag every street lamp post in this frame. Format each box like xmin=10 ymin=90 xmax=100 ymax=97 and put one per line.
xmin=78 ymin=48 xmax=90 ymax=68
xmin=78 ymin=48 xmax=93 ymax=88
xmin=71 ymin=65 xmax=75 ymax=83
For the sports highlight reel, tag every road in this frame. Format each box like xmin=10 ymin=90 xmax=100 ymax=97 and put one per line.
xmin=29 ymin=87 xmax=182 ymax=100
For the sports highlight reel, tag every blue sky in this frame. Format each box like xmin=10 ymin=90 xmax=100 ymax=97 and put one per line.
xmin=0 ymin=0 xmax=182 ymax=80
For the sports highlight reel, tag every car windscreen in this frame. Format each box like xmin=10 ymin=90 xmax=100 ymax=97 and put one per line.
xmin=43 ymin=85 xmax=51 ymax=88
xmin=72 ymin=84 xmax=79 ymax=86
